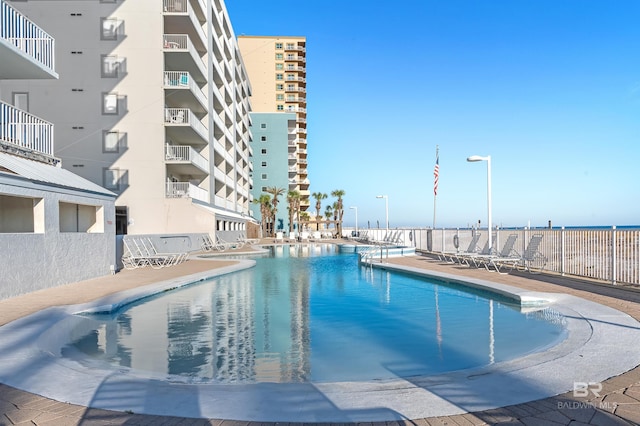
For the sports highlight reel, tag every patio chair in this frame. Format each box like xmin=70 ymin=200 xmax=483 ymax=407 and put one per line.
xmin=470 ymin=234 xmax=519 ymax=271
xmin=438 ymin=233 xmax=481 ymax=263
xmin=491 ymin=234 xmax=546 ymax=274
xmin=137 ymin=237 xmax=187 ymax=268
xmin=458 ymin=235 xmax=497 ymax=265
xmin=201 ymin=234 xmax=226 ymax=251
xmin=122 ymin=239 xmax=150 ymax=269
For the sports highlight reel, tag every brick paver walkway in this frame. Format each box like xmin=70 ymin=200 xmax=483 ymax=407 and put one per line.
xmin=2 ymin=249 xmax=640 ymax=425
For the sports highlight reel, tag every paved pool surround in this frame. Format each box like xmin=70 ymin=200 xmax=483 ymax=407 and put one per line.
xmin=0 ymin=252 xmax=639 ymax=423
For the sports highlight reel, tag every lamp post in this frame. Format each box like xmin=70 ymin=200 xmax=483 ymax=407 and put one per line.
xmin=467 ymin=155 xmax=492 ymax=253
xmin=376 ymin=195 xmax=389 ymax=232
xmin=349 ymin=206 xmax=358 ymax=236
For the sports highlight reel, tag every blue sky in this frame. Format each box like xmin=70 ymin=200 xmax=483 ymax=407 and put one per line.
xmin=226 ymin=1 xmax=640 ymax=228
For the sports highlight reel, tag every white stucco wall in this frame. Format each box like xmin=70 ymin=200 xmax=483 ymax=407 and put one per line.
xmin=0 ymin=176 xmax=116 ymax=300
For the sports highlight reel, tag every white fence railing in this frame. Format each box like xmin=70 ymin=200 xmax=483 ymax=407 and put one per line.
xmin=0 ymin=101 xmax=54 ymax=156
xmin=166 ymin=182 xmax=208 ymax=203
xmin=345 ymin=227 xmax=640 ymax=286
xmin=0 ymin=0 xmax=55 ymax=72
xmin=165 ymin=144 xmax=208 ymax=171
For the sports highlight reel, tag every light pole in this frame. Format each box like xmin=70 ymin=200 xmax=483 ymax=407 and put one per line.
xmin=349 ymin=206 xmax=358 ymax=236
xmin=376 ymin=195 xmax=389 ymax=232
xmin=467 ymin=155 xmax=492 ymax=253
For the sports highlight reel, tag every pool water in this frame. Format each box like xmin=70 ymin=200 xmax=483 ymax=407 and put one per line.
xmin=63 ymin=244 xmax=566 ymax=383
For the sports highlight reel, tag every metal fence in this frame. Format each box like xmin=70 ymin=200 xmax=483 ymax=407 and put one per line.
xmin=346 ymin=227 xmax=640 ymax=286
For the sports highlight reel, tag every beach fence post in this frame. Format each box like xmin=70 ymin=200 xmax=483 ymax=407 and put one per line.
xmin=612 ymin=225 xmax=617 ymax=285
xmin=561 ymin=227 xmax=566 ymax=276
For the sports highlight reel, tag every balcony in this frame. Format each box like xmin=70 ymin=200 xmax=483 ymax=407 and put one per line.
xmin=163 ymin=71 xmax=207 ymax=113
xmin=0 ymin=0 xmax=57 ymax=79
xmin=164 ymin=107 xmax=208 ymax=146
xmin=165 ymin=144 xmax=209 ymax=175
xmin=163 ymin=34 xmax=206 ymax=84
xmin=284 ymin=44 xmax=306 ymax=53
xmin=0 ymin=101 xmax=55 ymax=161
xmin=166 ymin=181 xmax=208 ymax=203
xmin=163 ymin=0 xmax=206 ymax=53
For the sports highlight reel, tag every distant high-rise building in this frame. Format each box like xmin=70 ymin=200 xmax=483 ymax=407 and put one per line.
xmin=238 ymin=36 xmax=310 ymax=217
xmin=1 ymin=0 xmax=254 ymax=236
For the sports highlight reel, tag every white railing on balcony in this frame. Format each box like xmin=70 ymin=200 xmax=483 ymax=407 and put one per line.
xmin=0 ymin=101 xmax=53 ymax=156
xmin=164 ymin=107 xmax=207 ymax=136
xmin=286 ymin=76 xmax=306 ymax=82
xmin=0 ymin=0 xmax=55 ymax=72
xmin=163 ymin=71 xmax=206 ymax=107
xmin=165 ymin=144 xmax=208 ymax=171
xmin=163 ymin=0 xmax=187 ymax=13
xmin=166 ymin=181 xmax=208 ymax=203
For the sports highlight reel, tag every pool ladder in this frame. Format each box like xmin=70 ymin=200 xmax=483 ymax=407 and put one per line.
xmin=359 ymin=244 xmax=390 ymax=265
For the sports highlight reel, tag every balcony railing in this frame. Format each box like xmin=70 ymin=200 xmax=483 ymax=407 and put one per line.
xmin=0 ymin=0 xmax=55 ymax=73
xmin=164 ymin=107 xmax=207 ymax=139
xmin=165 ymin=144 xmax=208 ymax=172
xmin=0 ymin=101 xmax=54 ymax=157
xmin=163 ymin=71 xmax=206 ymax=109
xmin=166 ymin=181 xmax=208 ymax=203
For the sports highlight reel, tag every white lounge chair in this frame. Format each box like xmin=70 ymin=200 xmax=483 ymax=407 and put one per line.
xmin=438 ymin=233 xmax=481 ymax=263
xmin=489 ymin=234 xmax=546 ymax=274
xmin=470 ymin=234 xmax=518 ymax=271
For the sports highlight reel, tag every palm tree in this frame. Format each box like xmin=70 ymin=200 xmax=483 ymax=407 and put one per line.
xmin=286 ymin=190 xmax=301 ymax=234
xmin=265 ymin=186 xmax=285 ymax=230
xmin=312 ymin=192 xmax=327 ymax=231
xmin=252 ymin=194 xmax=272 ymax=237
xmin=324 ymin=205 xmax=333 ymax=233
xmin=331 ymin=189 xmax=346 ymax=237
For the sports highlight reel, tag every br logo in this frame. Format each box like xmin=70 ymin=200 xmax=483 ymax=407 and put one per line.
xmin=573 ymin=382 xmax=603 ymax=398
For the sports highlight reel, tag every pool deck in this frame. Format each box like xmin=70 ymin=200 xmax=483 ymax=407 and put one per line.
xmin=2 ymin=243 xmax=640 ymax=425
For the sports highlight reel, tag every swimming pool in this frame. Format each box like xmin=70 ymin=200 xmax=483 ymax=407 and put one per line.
xmin=61 ymin=244 xmax=565 ymax=384
xmin=1 ymin=244 xmax=640 ymax=422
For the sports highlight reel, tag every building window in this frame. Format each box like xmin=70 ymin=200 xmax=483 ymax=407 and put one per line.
xmin=287 ymin=84 xmax=295 ymax=91
xmin=275 ymin=74 xmax=283 ymax=80
xmin=261 ymin=149 xmax=267 ymax=154
xmin=276 ymin=105 xmax=284 ymax=111
xmin=276 ymin=84 xmax=284 ymax=91
xmin=286 ymin=74 xmax=296 ymax=81
xmin=261 ymin=136 xmax=267 ymax=141
xmin=260 ymin=123 xmax=267 ymax=129
xmin=261 ymin=174 xmax=267 ymax=179
xmin=275 ymin=43 xmax=283 ymax=49
xmin=0 ymin=194 xmax=44 ymax=233
xmin=286 ymin=43 xmax=295 ymax=50
xmin=59 ymin=202 xmax=104 ymax=233
xmin=275 ymin=53 xmax=283 ymax=60
xmin=103 ymin=130 xmax=121 ymax=153
xmin=100 ymin=17 xmax=121 ymax=40
xmin=103 ymin=167 xmax=125 ymax=191
xmin=275 ymin=63 xmax=283 ymax=70
xmin=101 ymin=55 xmax=120 ymax=78
xmin=102 ymin=92 xmax=118 ymax=114
xmin=261 ymin=161 xmax=267 ymax=167
xmin=276 ymin=94 xmax=284 ymax=101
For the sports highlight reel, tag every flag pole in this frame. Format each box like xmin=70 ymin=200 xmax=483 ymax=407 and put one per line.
xmin=433 ymin=145 xmax=439 ymax=229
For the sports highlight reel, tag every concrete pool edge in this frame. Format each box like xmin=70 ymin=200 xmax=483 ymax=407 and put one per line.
xmin=0 ymin=257 xmax=639 ymax=422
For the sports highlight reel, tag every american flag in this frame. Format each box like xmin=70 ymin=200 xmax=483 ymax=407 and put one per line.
xmin=433 ymin=155 xmax=439 ymax=196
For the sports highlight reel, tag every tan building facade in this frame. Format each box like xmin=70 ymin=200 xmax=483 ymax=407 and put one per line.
xmin=1 ymin=0 xmax=254 ymax=236
xmin=237 ymin=36 xmax=310 ymax=211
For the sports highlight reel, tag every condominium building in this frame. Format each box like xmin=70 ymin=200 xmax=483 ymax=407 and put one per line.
xmin=0 ymin=0 xmax=116 ymax=299
xmin=237 ymin=36 xmax=310 ymax=215
xmin=1 ymin=0 xmax=254 ymax=238
xmin=248 ymin=112 xmax=297 ymax=233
